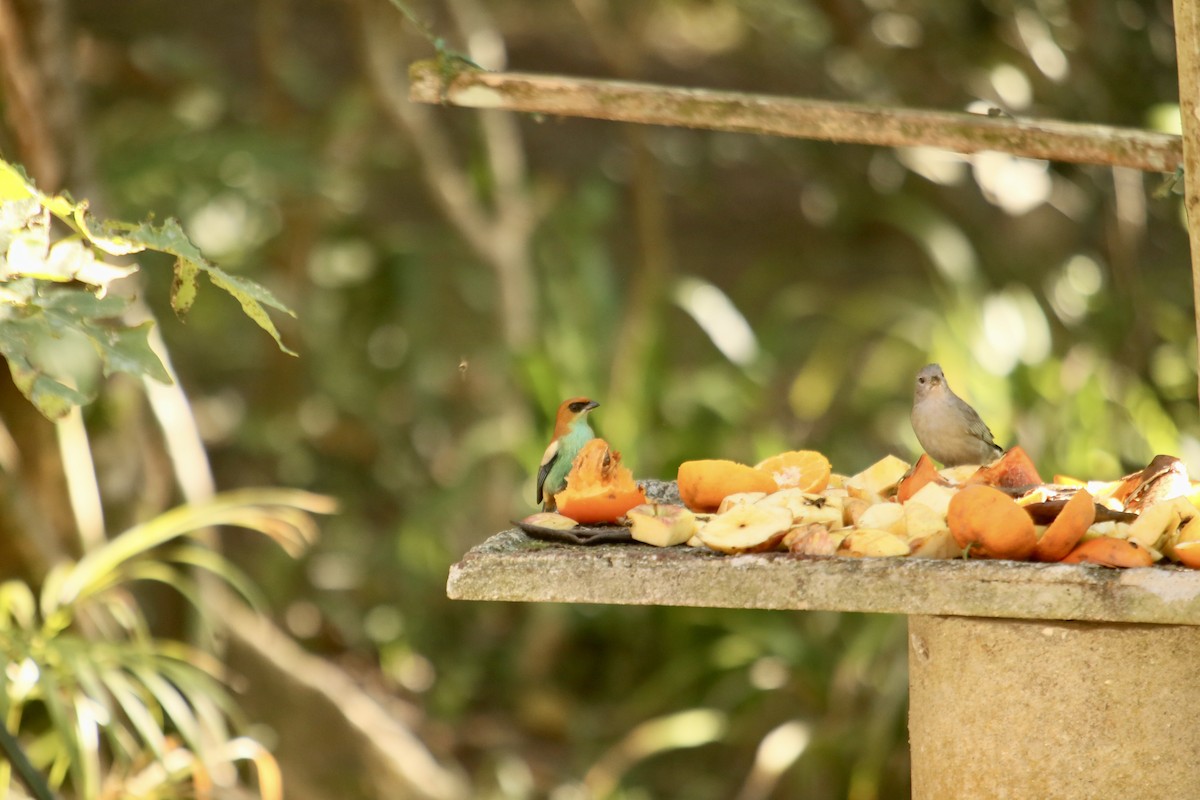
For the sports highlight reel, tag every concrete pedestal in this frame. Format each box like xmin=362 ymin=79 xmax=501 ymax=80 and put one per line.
xmin=449 ymin=531 xmax=1200 ymax=797
xmin=908 ymin=615 xmax=1200 ymax=799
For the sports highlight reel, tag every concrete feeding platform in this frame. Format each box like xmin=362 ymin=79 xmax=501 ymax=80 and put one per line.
xmin=449 ymin=530 xmax=1200 ymax=798
xmin=449 ymin=529 xmax=1200 ymax=623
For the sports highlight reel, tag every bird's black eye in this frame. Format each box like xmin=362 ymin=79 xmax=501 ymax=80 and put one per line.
xmin=569 ymin=401 xmax=586 ymax=412
xmin=918 ymin=377 xmax=925 ymax=384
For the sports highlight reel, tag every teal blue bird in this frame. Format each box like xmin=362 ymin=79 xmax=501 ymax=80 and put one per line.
xmin=536 ymin=397 xmax=599 ymax=511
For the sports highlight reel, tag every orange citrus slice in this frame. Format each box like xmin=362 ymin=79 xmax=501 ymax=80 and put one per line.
xmin=677 ymin=459 xmax=777 ymax=512
xmin=754 ymin=450 xmax=832 ymax=493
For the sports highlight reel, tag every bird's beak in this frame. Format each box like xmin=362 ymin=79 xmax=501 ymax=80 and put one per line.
xmin=584 ymin=400 xmax=599 ymax=412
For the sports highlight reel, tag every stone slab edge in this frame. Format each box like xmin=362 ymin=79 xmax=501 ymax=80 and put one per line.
xmin=447 ymin=529 xmax=1200 ymax=625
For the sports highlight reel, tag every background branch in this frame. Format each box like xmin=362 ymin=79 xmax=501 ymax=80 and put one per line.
xmin=360 ymin=0 xmax=539 ymax=351
xmin=409 ymin=67 xmax=1183 ymax=174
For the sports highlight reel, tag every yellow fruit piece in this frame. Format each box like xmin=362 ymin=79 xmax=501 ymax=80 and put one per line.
xmin=840 ymin=529 xmax=910 ymax=558
xmin=909 ymin=529 xmax=959 ymax=559
xmin=717 ymin=492 xmax=768 ymax=514
xmin=845 ymin=455 xmax=911 ymax=502
xmin=627 ymin=503 xmax=697 ymax=547
xmin=697 ymin=505 xmax=793 ymax=554
xmin=856 ymin=502 xmax=907 ymax=536
xmin=905 ymin=483 xmax=957 ymax=518
xmin=757 ymin=489 xmax=843 ymax=528
xmin=1126 ymin=496 xmax=1196 ymax=552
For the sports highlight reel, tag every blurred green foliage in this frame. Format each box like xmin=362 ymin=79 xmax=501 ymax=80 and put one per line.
xmin=3 ymin=0 xmax=1195 ymax=796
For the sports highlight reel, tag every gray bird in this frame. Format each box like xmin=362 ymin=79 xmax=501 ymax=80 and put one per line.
xmin=910 ymin=364 xmax=1003 ymax=466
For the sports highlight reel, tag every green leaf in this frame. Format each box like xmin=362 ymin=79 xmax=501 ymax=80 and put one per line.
xmin=100 ymin=670 xmax=168 ymax=761
xmin=85 ymin=320 xmax=172 ymax=384
xmin=0 ymin=580 xmax=37 ymax=629
xmin=133 ymin=667 xmax=205 ymax=762
xmin=38 ymin=286 xmax=130 ymax=319
xmin=4 ymin=237 xmax=138 ymax=293
xmin=109 ymin=217 xmax=298 ymax=354
xmin=6 ymin=358 xmax=90 ymax=421
xmin=0 ymin=198 xmax=42 ymax=255
xmin=164 ymin=544 xmax=269 ymax=614
xmin=171 ymin=257 xmax=200 ymax=317
xmin=38 ymin=669 xmax=86 ymax=794
xmin=206 ymin=268 xmax=297 ymax=356
xmin=50 ymin=489 xmax=334 ymax=611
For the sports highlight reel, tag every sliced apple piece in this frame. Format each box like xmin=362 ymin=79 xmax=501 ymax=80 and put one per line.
xmin=904 ymin=501 xmax=949 ymax=542
xmin=520 ymin=512 xmax=580 ymax=529
xmin=626 ymin=503 xmax=697 ymax=547
xmin=905 ymin=482 xmax=958 ymax=518
xmin=785 ymin=523 xmax=846 ymax=557
xmin=717 ymin=492 xmax=768 ymax=514
xmin=758 ymin=489 xmax=843 ymax=529
xmin=855 ymin=502 xmax=907 ymax=536
xmin=1126 ymin=496 xmax=1196 ymax=552
xmin=845 ymin=455 xmax=911 ymax=502
xmin=909 ymin=529 xmax=960 ymax=559
xmin=840 ymin=529 xmax=911 ymax=558
xmin=696 ymin=505 xmax=793 ymax=554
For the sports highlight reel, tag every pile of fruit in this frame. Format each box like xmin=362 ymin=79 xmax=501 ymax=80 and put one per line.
xmin=523 ymin=442 xmax=1200 ymax=569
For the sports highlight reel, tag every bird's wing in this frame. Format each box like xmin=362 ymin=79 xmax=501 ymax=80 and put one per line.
xmin=536 ymin=439 xmax=560 ymax=504
xmin=965 ymin=409 xmax=1003 ymax=452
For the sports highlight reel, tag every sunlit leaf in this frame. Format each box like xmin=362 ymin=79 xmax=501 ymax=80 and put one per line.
xmin=164 ymin=544 xmax=270 ymax=614
xmin=171 ymin=257 xmax=200 ymax=316
xmin=0 ymin=161 xmax=34 ymax=201
xmin=106 ymin=216 xmax=297 ymax=354
xmin=5 ymin=357 xmax=90 ymax=421
xmin=80 ymin=320 xmax=172 ymax=384
xmin=225 ymin=738 xmax=284 ymax=800
xmin=3 ymin=237 xmax=138 ymax=294
xmin=0 ymin=580 xmax=36 ymax=628
xmin=206 ymin=267 xmax=298 ymax=356
xmin=38 ymin=669 xmax=85 ymax=793
xmin=51 ymin=489 xmax=332 ymax=611
xmin=102 ymin=670 xmax=169 ymax=761
xmin=0 ymin=198 xmax=43 ymax=255
xmin=72 ymin=693 xmax=103 ymax=799
xmin=2 ymin=208 xmax=50 ymax=278
xmin=133 ymin=668 xmax=205 ymax=766
xmin=38 ymin=287 xmax=130 ymax=318
xmin=0 ymin=156 xmax=302 ymax=418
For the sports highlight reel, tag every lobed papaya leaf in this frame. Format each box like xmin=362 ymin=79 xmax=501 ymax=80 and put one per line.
xmin=38 ymin=286 xmax=130 ymax=318
xmin=206 ymin=267 xmax=298 ymax=356
xmin=78 ymin=319 xmax=172 ymax=384
xmin=106 ymin=216 xmax=297 ymax=354
xmin=0 ymin=157 xmax=298 ymax=418
xmin=6 ymin=357 xmax=91 ymax=420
